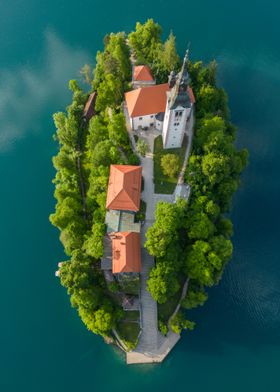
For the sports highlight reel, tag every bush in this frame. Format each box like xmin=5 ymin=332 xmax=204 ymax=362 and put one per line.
xmin=159 ymin=320 xmax=168 ymax=336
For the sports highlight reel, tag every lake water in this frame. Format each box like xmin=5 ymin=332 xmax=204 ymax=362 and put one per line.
xmin=1 ymin=1 xmax=280 ymax=391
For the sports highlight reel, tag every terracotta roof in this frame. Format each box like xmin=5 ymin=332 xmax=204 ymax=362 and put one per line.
xmin=133 ymin=65 xmax=154 ymax=82
xmin=106 ymin=165 xmax=142 ymax=212
xmin=111 ymin=232 xmax=141 ymax=273
xmin=188 ymin=86 xmax=196 ymax=104
xmin=125 ymin=83 xmax=170 ymax=118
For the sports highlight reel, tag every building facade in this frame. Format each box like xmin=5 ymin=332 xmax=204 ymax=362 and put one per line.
xmin=124 ymin=50 xmax=195 ymax=150
xmin=162 ymin=52 xmax=195 ymax=148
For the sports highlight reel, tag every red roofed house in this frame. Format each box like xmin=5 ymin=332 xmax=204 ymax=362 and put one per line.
xmin=106 ymin=165 xmax=142 ymax=212
xmin=125 ymin=50 xmax=195 ymax=149
xmin=110 ymin=232 xmax=141 ymax=274
xmin=132 ymin=65 xmax=155 ymax=89
xmin=125 ymin=83 xmax=170 ymax=133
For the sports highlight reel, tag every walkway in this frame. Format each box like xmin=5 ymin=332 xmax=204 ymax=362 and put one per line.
xmin=125 ymin=123 xmax=181 ymax=364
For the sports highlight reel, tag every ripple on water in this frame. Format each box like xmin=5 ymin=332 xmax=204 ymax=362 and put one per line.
xmin=224 ymin=244 xmax=280 ymax=330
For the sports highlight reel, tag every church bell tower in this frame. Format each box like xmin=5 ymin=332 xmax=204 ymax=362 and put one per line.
xmin=162 ymin=49 xmax=195 ymax=149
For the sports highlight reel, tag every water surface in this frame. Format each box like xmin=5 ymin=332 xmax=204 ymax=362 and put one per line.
xmin=0 ymin=1 xmax=279 ymax=391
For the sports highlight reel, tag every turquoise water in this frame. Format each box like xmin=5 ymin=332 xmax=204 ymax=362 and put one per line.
xmin=1 ymin=1 xmax=280 ymax=391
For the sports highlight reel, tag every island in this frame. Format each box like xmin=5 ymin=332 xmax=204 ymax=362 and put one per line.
xmin=50 ymin=19 xmax=248 ymax=364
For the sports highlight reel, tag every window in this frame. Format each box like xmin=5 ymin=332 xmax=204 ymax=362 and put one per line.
xmin=139 ymin=117 xmax=143 ymax=120
xmin=150 ymin=123 xmax=153 ymax=127
xmin=179 ymin=111 xmax=183 ymax=117
xmin=150 ymin=115 xmax=153 ymax=118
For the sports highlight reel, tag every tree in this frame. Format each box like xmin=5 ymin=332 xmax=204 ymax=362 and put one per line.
xmin=161 ymin=154 xmax=180 ymax=178
xmin=187 ymin=211 xmax=215 ymax=240
xmin=145 ymin=202 xmax=184 ymax=257
xmin=136 ymin=138 xmax=149 ymax=156
xmin=86 ymin=116 xmax=108 ymax=152
xmin=147 ymin=262 xmax=180 ymax=304
xmin=91 ymin=140 xmax=120 ymax=167
xmin=108 ymin=112 xmax=129 ymax=147
xmin=170 ymin=312 xmax=196 ymax=334
xmin=70 ymin=287 xmax=101 ymax=310
xmin=197 ymin=84 xmax=228 ymax=118
xmin=162 ymin=31 xmax=180 ymax=72
xmin=181 ymin=287 xmax=208 ymax=309
xmin=79 ymin=306 xmax=114 ymax=336
xmin=83 ymin=223 xmax=105 ymax=259
xmin=95 ymin=74 xmax=122 ymax=112
xmin=128 ymin=19 xmax=162 ymax=64
xmin=202 ymin=152 xmax=231 ymax=185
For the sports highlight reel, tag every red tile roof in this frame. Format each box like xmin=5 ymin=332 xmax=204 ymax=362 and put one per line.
xmin=188 ymin=86 xmax=196 ymax=104
xmin=111 ymin=232 xmax=141 ymax=273
xmin=106 ymin=165 xmax=142 ymax=212
xmin=133 ymin=65 xmax=154 ymax=82
xmin=125 ymin=83 xmax=170 ymax=118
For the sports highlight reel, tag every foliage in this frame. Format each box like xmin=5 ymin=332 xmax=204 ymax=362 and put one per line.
xmin=153 ymin=135 xmax=187 ymax=194
xmin=93 ymin=32 xmax=131 ymax=91
xmin=118 ymin=274 xmax=140 ymax=295
xmin=83 ymin=222 xmax=105 ymax=259
xmin=161 ymin=153 xmax=180 ymax=178
xmin=136 ymin=138 xmax=149 ymax=156
xmin=146 ymin=55 xmax=248 ymax=327
xmin=145 ymin=201 xmax=185 ymax=258
xmin=135 ymin=200 xmax=146 ymax=222
xmin=181 ymin=286 xmax=208 ymax=309
xmin=147 ymin=261 xmax=180 ymax=304
xmin=116 ymin=321 xmax=140 ymax=351
xmin=50 ymin=20 xmax=248 ymax=342
xmin=170 ymin=311 xmax=196 ymax=334
xmin=128 ymin=20 xmax=180 ymax=83
xmin=159 ymin=320 xmax=168 ymax=336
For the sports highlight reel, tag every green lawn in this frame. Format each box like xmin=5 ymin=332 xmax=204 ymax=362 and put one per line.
xmin=158 ymin=291 xmax=181 ymax=324
xmin=122 ymin=310 xmax=140 ymax=322
xmin=153 ymin=135 xmax=187 ymax=194
xmin=158 ymin=276 xmax=185 ymax=324
xmin=117 ymin=321 xmax=140 ymax=350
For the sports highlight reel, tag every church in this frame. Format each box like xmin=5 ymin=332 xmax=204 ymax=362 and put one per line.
xmin=125 ymin=51 xmax=195 ymax=149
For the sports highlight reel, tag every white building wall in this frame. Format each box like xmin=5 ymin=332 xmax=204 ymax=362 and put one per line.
xmin=155 ymin=120 xmax=163 ymax=131
xmin=163 ymin=105 xmax=192 ymax=149
xmin=131 ymin=114 xmax=156 ymax=130
xmin=162 ymin=99 xmax=171 ymax=146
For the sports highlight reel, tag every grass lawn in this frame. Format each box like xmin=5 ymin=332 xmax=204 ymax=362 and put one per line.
xmin=153 ymin=135 xmax=187 ymax=194
xmin=117 ymin=321 xmax=140 ymax=350
xmin=158 ymin=291 xmax=181 ymax=324
xmin=158 ymin=274 xmax=186 ymax=323
xmin=122 ymin=310 xmax=140 ymax=322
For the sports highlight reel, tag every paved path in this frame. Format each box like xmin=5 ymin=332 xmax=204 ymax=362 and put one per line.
xmin=126 ymin=127 xmax=181 ymax=364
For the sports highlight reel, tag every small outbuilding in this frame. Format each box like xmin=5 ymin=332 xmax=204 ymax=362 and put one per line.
xmin=83 ymin=92 xmax=97 ymax=121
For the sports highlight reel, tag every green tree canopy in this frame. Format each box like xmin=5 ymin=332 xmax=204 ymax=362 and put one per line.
xmin=161 ymin=153 xmax=180 ymax=178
